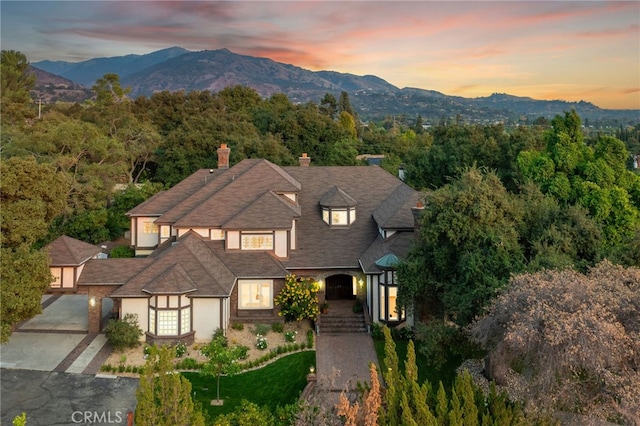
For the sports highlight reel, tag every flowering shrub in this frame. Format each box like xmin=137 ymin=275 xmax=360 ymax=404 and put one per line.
xmin=284 ymin=330 xmax=297 ymax=343
xmin=255 ymin=334 xmax=268 ymax=350
xmin=174 ymin=341 xmax=187 ymax=358
xmin=274 ymin=274 xmax=320 ymax=322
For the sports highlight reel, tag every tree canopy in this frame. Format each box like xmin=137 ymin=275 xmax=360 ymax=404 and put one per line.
xmin=471 ymin=262 xmax=640 ymax=424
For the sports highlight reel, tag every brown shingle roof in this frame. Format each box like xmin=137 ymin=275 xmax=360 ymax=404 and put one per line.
xmin=46 ymin=236 xmax=102 ymax=266
xmin=319 ymin=186 xmax=358 ymax=207
xmin=222 ymin=190 xmax=301 ymax=230
xmin=77 ymin=258 xmax=153 ymax=285
xmin=174 ymin=160 xmax=301 ymax=228
xmin=372 ymin=183 xmax=422 ymax=229
xmin=156 ymin=160 xmax=259 ymax=225
xmin=111 ymin=232 xmax=236 ymax=297
xmin=142 ymin=263 xmax=197 ymax=295
xmin=127 ymin=168 xmax=224 ymax=217
xmin=281 ymin=165 xmax=416 ymax=269
xmin=359 ymin=232 xmax=414 ymax=274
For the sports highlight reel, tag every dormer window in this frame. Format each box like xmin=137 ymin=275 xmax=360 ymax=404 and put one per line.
xmin=322 ymin=207 xmax=357 ymax=226
xmin=320 ymin=186 xmax=357 ymax=227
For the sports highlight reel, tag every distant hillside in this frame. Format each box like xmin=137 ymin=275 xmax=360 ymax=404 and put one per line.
xmin=28 ymin=66 xmax=93 ymax=103
xmin=33 ymin=46 xmax=190 ymax=86
xmin=32 ymin=47 xmax=639 ymax=124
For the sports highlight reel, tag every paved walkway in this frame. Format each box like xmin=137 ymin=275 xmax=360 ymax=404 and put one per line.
xmin=313 ymin=300 xmax=381 ymax=408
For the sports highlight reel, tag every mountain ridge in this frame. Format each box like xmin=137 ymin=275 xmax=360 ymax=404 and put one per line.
xmin=31 ymin=47 xmax=638 ymax=123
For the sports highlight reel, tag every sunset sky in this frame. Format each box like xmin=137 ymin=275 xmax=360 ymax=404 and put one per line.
xmin=1 ymin=1 xmax=638 ymax=109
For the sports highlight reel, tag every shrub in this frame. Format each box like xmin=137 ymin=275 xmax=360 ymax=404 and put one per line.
xmin=371 ymin=322 xmax=385 ymax=340
xmin=271 ymin=322 xmax=284 ymax=333
xmin=274 ymin=274 xmax=320 ymax=322
xmin=231 ymin=322 xmax=245 ymax=331
xmin=236 ymin=345 xmax=250 ymax=359
xmin=109 ymin=245 xmax=135 ymax=258
xmin=256 ymin=334 xmax=268 ymax=350
xmin=353 ymin=299 xmax=364 ymax=313
xmin=104 ymin=313 xmax=143 ymax=351
xmin=306 ymin=329 xmax=314 ymax=348
xmin=212 ymin=328 xmax=227 ymax=346
xmin=174 ymin=341 xmax=187 ymax=358
xmin=176 ymin=357 xmax=200 ymax=370
xmin=284 ymin=330 xmax=297 ymax=342
xmin=118 ymin=365 xmax=125 ymax=373
xmin=252 ymin=323 xmax=270 ymax=336
xmin=391 ymin=326 xmax=414 ymax=341
xmin=143 ymin=344 xmax=153 ymax=357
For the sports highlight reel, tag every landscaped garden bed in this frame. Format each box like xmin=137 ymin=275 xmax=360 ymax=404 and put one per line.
xmin=101 ymin=320 xmax=314 ymax=376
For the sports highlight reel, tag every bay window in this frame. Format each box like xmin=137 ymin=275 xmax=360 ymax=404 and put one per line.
xmin=148 ymin=295 xmax=192 ymax=336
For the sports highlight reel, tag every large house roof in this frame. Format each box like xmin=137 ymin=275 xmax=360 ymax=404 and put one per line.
xmin=71 ymin=158 xmax=418 ymax=296
xmin=281 ymin=165 xmax=415 ymax=269
xmin=109 ymin=231 xmax=288 ymax=298
xmin=372 ymin=183 xmax=422 ymax=229
xmin=77 ymin=258 xmax=153 ymax=285
xmin=222 ymin=190 xmax=301 ymax=230
xmin=46 ymin=236 xmax=102 ymax=266
xmin=127 ymin=168 xmax=223 ymax=217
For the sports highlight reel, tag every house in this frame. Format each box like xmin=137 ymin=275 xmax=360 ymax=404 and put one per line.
xmin=46 ymin=235 xmax=104 ymax=292
xmin=47 ymin=145 xmax=422 ymax=344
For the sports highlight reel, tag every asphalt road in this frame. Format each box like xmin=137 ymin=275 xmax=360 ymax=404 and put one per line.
xmin=1 ymin=369 xmax=138 ymax=426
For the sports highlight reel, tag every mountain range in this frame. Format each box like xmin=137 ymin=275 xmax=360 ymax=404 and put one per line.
xmin=31 ymin=47 xmax=639 ymax=124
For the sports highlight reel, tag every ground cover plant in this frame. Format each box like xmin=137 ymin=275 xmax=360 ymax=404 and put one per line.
xmin=183 ymin=351 xmax=315 ymax=418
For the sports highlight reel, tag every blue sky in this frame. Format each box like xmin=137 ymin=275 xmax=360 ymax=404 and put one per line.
xmin=2 ymin=1 xmax=638 ymax=109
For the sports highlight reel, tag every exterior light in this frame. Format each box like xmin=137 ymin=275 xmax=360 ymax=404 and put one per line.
xmin=317 ymin=280 xmax=324 ymax=290
xmin=309 ymin=366 xmax=315 ymax=374
xmin=89 ymin=297 xmax=96 ymax=307
xmin=358 ymin=279 xmax=364 ymax=288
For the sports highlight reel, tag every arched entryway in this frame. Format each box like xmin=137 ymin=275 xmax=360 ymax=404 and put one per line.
xmin=325 ymin=274 xmax=356 ymax=300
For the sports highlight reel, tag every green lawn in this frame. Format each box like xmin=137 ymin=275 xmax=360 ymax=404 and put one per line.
xmin=183 ymin=351 xmax=315 ymax=418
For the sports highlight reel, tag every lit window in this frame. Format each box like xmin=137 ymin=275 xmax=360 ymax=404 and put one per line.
xmin=180 ymin=307 xmax=190 ymax=334
xmin=157 ymin=310 xmax=178 ymax=336
xmin=148 ymin=296 xmax=192 ymax=336
xmin=149 ymin=309 xmax=155 ymax=332
xmin=143 ymin=221 xmax=158 ymax=234
xmin=239 ymin=280 xmax=273 ymax=309
xmin=211 ymin=229 xmax=225 ymax=240
xmin=241 ymin=233 xmax=273 ymax=250
xmin=322 ymin=207 xmax=356 ymax=226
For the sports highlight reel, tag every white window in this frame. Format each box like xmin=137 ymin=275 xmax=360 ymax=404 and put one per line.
xmin=322 ymin=207 xmax=356 ymax=226
xmin=50 ymin=268 xmax=62 ymax=288
xmin=180 ymin=307 xmax=190 ymax=334
xmin=239 ymin=280 xmax=273 ymax=309
xmin=148 ymin=295 xmax=192 ymax=336
xmin=157 ymin=310 xmax=178 ymax=336
xmin=149 ymin=309 xmax=156 ymax=333
xmin=241 ymin=233 xmax=273 ymax=250
xmin=211 ymin=229 xmax=225 ymax=240
xmin=143 ymin=221 xmax=158 ymax=234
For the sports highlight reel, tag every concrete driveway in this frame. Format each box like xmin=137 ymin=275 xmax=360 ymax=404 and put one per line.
xmin=1 ymin=295 xmax=138 ymax=425
xmin=1 ymin=295 xmax=113 ymax=372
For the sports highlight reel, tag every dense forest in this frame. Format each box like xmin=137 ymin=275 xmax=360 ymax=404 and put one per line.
xmin=2 ymin=50 xmax=640 ymax=423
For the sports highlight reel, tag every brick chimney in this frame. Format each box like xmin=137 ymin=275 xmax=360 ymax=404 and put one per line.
xmin=411 ymin=201 xmax=425 ymax=239
xmin=299 ymin=153 xmax=311 ymax=167
xmin=217 ymin=143 xmax=230 ymax=169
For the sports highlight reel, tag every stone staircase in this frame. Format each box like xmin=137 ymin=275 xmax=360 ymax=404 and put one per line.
xmin=318 ymin=300 xmax=367 ymax=334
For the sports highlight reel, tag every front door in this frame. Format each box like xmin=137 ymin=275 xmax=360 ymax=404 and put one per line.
xmin=326 ymin=274 xmax=354 ymax=300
